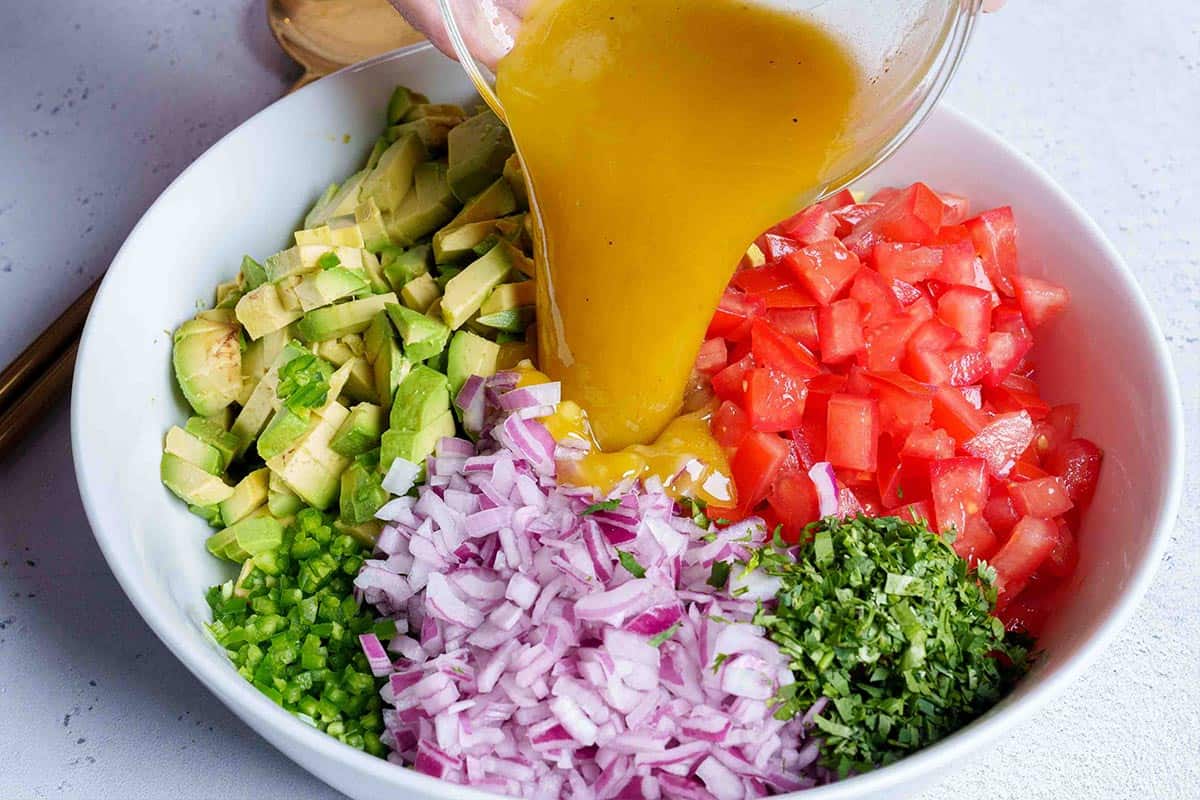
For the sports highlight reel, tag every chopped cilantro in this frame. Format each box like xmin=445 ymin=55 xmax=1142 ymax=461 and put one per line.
xmin=648 ymin=622 xmax=680 ymax=647
xmin=711 ymin=652 xmax=731 ymax=673
xmin=751 ymin=514 xmax=1030 ymax=777
xmin=707 ymin=561 xmax=731 ymax=588
xmin=581 ymin=498 xmax=621 ymax=516
xmin=277 ymin=353 xmax=333 ymax=413
xmin=616 ymin=550 xmax=646 ymax=578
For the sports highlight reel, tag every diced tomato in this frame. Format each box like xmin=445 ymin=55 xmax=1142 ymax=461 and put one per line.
xmin=877 ymin=436 xmax=932 ymax=508
xmin=817 ymin=298 xmax=865 ymax=364
xmin=761 ymin=285 xmax=818 ymax=309
xmin=1043 ymin=404 xmax=1079 ymax=453
xmin=991 ymin=302 xmax=1031 ymax=338
xmin=817 ymin=189 xmax=856 ymax=212
xmin=765 ymin=308 xmax=819 ymax=352
xmin=869 ymin=186 xmax=901 ymax=205
xmin=832 ymin=202 xmax=883 ymax=237
xmin=745 ymin=367 xmax=807 ymax=432
xmin=865 ymin=371 xmax=934 ymax=434
xmin=1008 ymin=476 xmax=1074 ymax=518
xmin=930 ymin=385 xmax=987 ymax=443
xmin=942 ymin=346 xmax=990 ymax=387
xmin=862 ymin=309 xmax=927 ymax=373
xmin=710 ymin=354 xmax=754 ymax=403
xmin=694 ymin=337 xmax=728 ymax=375
xmin=825 ymin=394 xmax=880 ymax=472
xmin=936 ymin=286 xmax=993 ymax=349
xmin=906 ymin=318 xmax=959 ymax=356
xmin=901 ymin=426 xmax=956 ymax=460
xmin=760 ymin=232 xmax=801 ymax=262
xmin=1013 ymin=274 xmax=1070 ymax=328
xmin=871 ymin=182 xmax=947 ymax=244
xmin=997 ymin=575 xmax=1058 ymax=635
xmin=960 ymin=384 xmax=983 ymax=410
xmin=983 ymin=492 xmax=1021 ymax=537
xmin=987 ymin=383 xmax=1051 ymax=420
xmin=730 ymin=263 xmax=792 ymax=293
xmin=730 ymin=431 xmax=789 ymax=510
xmin=964 ymin=206 xmax=1019 ymax=296
xmin=1042 ymin=519 xmax=1078 ymax=578
xmin=895 ymin=500 xmax=934 ymax=526
xmin=952 ymin=515 xmax=999 ymax=567
xmin=890 ymin=279 xmax=923 ymax=308
xmin=983 ymin=330 xmax=1032 ymax=387
xmin=873 ymin=242 xmax=942 ymax=283
xmin=749 ymin=318 xmax=822 ymax=379
xmin=786 ymin=427 xmax=820 ymax=471
xmin=929 ymin=457 xmax=988 ymax=535
xmin=1012 ymin=459 xmax=1051 ymax=481
xmin=962 ymin=410 xmax=1035 ymax=478
xmin=767 ymin=469 xmax=821 ymax=540
xmin=782 ymin=239 xmax=862 ymax=306
xmin=932 ymin=239 xmax=978 ymax=285
xmin=938 ymin=192 xmax=970 ymax=226
xmin=711 ymin=400 xmax=750 ymax=449
xmin=849 ymin=266 xmax=901 ymax=324
xmin=778 ymin=205 xmax=838 ymax=245
xmin=991 ymin=516 xmax=1058 ymax=607
xmin=706 ymin=291 xmax=765 ymax=341
xmin=1046 ymin=438 xmax=1103 ymax=508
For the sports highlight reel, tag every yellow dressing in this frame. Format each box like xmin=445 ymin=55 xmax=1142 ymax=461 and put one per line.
xmin=496 ymin=0 xmax=860 ymax=451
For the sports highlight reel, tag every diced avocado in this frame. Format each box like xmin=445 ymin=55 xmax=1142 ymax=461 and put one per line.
xmin=380 ymin=410 xmax=455 ymax=474
xmin=317 ymin=339 xmax=355 ymax=367
xmin=440 ymin=241 xmax=525 ymax=330
xmin=334 ymin=518 xmax=382 ymax=548
xmin=360 ymin=134 xmax=426 ymax=212
xmin=294 ymin=217 xmax=365 ymax=249
xmin=263 ymin=247 xmax=304 ymax=282
xmin=389 ymin=365 xmax=451 ymax=432
xmin=330 ymin=402 xmax=385 ymax=457
xmin=214 ymin=280 xmax=242 ymax=310
xmin=340 ymin=461 xmax=390 ymax=524
xmin=274 ymin=275 xmax=303 ymax=312
xmin=206 ymin=514 xmax=283 ymax=562
xmin=385 ymin=118 xmax=459 ymax=151
xmin=502 ymin=153 xmax=529 ymax=210
xmin=373 ymin=338 xmax=411 ymax=408
xmin=340 ymin=357 xmax=377 ymax=404
xmin=497 ymin=340 xmax=536 ymax=370
xmin=241 ymin=255 xmax=269 ymax=291
xmin=190 ymin=503 xmax=224 ymax=528
xmin=447 ymin=110 xmax=516 ymax=202
xmin=446 ymin=330 xmax=500 ymax=398
xmin=341 ymin=332 xmax=365 ymax=357
xmin=266 ymin=401 xmax=352 ymax=510
xmin=401 ymin=272 xmax=442 ymax=313
xmin=481 ymin=280 xmax=536 ymax=316
xmin=172 ymin=317 xmax=242 ymax=416
xmin=363 ymin=310 xmax=396 ymax=363
xmin=476 ymin=307 xmax=534 ymax=334
xmin=219 ymin=468 xmax=270 ymax=527
xmin=307 ymin=169 xmax=370 ymax=228
xmin=445 ymin=178 xmax=517 ymax=230
xmin=161 ymin=452 xmax=234 ymax=506
xmin=294 ymin=267 xmax=370 ymax=311
xmin=359 ymin=250 xmax=390 ymax=294
xmin=184 ymin=416 xmax=239 ymax=470
xmin=303 ymin=183 xmax=339 ymax=230
xmin=235 ymin=283 xmax=302 ymax=340
xmin=433 ymin=216 xmax=523 ymax=264
xmin=405 ymin=103 xmax=466 ymax=122
xmin=195 ymin=308 xmax=237 ymax=325
xmin=433 ymin=268 xmax=461 ymax=293
xmin=274 ymin=244 xmax=364 ymax=276
xmin=323 ymin=359 xmax=355 ymax=408
xmin=296 ymin=292 xmax=398 ymax=342
xmin=230 ymin=341 xmax=310 ymax=455
xmin=355 ymin=198 xmax=391 ymax=251
xmin=268 ymin=471 xmax=305 ymax=517
xmin=384 ymin=161 xmax=460 ymax=246
xmin=257 ymin=406 xmax=316 ymax=460
xmin=164 ymin=425 xmax=223 ymax=475
xmin=203 ymin=406 xmax=235 ymax=431
xmin=386 ymin=86 xmax=425 ymax=125
xmin=387 ymin=303 xmax=451 ymax=362
xmin=382 ymin=244 xmax=432 ymax=292
xmin=365 ymin=137 xmax=388 ymax=170
xmin=239 ymin=328 xmax=288 ymax=405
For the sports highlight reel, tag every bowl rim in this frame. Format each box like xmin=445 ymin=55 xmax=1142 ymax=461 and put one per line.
xmin=71 ymin=43 xmax=1185 ymax=800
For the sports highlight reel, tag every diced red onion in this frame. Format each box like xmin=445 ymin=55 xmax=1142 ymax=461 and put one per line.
xmin=382 ymin=456 xmax=422 ymax=496
xmin=808 ymin=461 xmax=839 ymax=518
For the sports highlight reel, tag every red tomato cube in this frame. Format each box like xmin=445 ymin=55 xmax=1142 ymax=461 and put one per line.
xmin=962 ymin=410 xmax=1035 ymax=478
xmin=849 ymin=267 xmax=901 ymax=324
xmin=706 ymin=290 xmax=765 ymax=341
xmin=779 ymin=205 xmax=838 ymax=245
xmin=1008 ymin=476 xmax=1074 ymax=518
xmin=865 ymin=371 xmax=934 ymax=434
xmin=936 ymin=285 xmax=993 ymax=349
xmin=991 ymin=516 xmax=1058 ymax=607
xmin=745 ymin=368 xmax=807 ymax=432
xmin=952 ymin=515 xmax=999 ymax=567
xmin=767 ymin=469 xmax=821 ymax=541
xmin=873 ymin=242 xmax=942 ymax=283
xmin=694 ymin=337 xmax=728 ymax=375
xmin=983 ymin=492 xmax=1021 ymax=537
xmin=760 ymin=232 xmax=801 ymax=262
xmin=938 ymin=192 xmax=970 ymax=226
xmin=942 ymin=346 xmax=990 ymax=387
xmin=964 ymin=206 xmax=1019 ymax=296
xmin=731 ymin=431 xmax=790 ymax=509
xmin=817 ymin=189 xmax=856 ymax=212
xmin=1013 ymin=274 xmax=1071 ymax=328
xmin=782 ymin=239 xmax=861 ymax=306
xmin=817 ymin=298 xmax=865 ymax=364
xmin=765 ymin=308 xmax=819 ymax=352
xmin=711 ymin=400 xmax=750 ymax=449
xmin=931 ymin=385 xmax=987 ymax=442
xmin=730 ymin=263 xmax=791 ymax=293
xmin=983 ymin=330 xmax=1033 ymax=387
xmin=873 ymin=182 xmax=947 ymax=244
xmin=1046 ymin=438 xmax=1103 ymax=508
xmin=710 ymin=354 xmax=754 ymax=404
xmin=929 ymin=457 xmax=988 ymax=535
xmin=1042 ymin=520 xmax=1079 ymax=578
xmin=825 ymin=394 xmax=880 ymax=472
xmin=895 ymin=500 xmax=934 ymax=526
xmin=750 ymin=318 xmax=822 ymax=379
xmin=901 ymin=426 xmax=956 ymax=460
xmin=877 ymin=436 xmax=933 ymax=508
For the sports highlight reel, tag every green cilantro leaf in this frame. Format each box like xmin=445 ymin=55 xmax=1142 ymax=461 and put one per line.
xmin=616 ymin=550 xmax=646 ymax=578
xmin=648 ymin=622 xmax=680 ymax=647
xmin=581 ymin=499 xmax=621 ymax=516
xmin=707 ymin=561 xmax=731 ymax=588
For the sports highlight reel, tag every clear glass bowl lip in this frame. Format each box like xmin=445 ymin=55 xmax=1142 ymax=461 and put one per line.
xmin=437 ymin=0 xmax=984 ymax=201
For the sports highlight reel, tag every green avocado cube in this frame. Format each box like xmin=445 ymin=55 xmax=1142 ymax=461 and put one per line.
xmin=433 ymin=215 xmax=524 ymax=264
xmin=268 ymin=471 xmax=305 ymax=517
xmin=230 ymin=341 xmax=309 ymax=455
xmin=339 ymin=461 xmax=390 ymax=525
xmin=386 ymin=86 xmax=426 ymax=125
xmin=296 ymin=292 xmax=398 ymax=342
xmin=257 ymin=406 xmax=316 ymax=461
xmin=206 ymin=514 xmax=283 ymax=562
xmin=164 ymin=425 xmax=223 ymax=475
xmin=161 ymin=452 xmax=234 ymax=507
xmin=401 ymin=272 xmax=442 ymax=313
xmin=441 ymin=241 xmax=527 ymax=330
xmin=382 ymin=244 xmax=432 ymax=292
xmin=307 ymin=169 xmax=370 ymax=228
xmin=383 ymin=161 xmax=461 ymax=246
xmin=502 ymin=154 xmax=529 ymax=211
xmin=360 ymin=134 xmax=426 ymax=212
xmin=363 ymin=311 xmax=396 ymax=364
xmin=334 ymin=518 xmax=382 ymax=548
xmin=405 ymin=103 xmax=466 ymax=122
xmin=447 ymin=110 xmax=516 ymax=202
xmin=219 ymin=468 xmax=270 ymax=527
xmin=389 ymin=365 xmax=451 ymax=432
xmin=475 ymin=307 xmax=534 ymax=334
xmin=339 ymin=356 xmax=378 ymax=404
xmin=184 ymin=416 xmax=239 ymax=470
xmin=265 ymin=401 xmax=352 ymax=510
xmin=294 ymin=217 xmax=365 ymax=248
xmin=380 ymin=410 xmax=455 ymax=474
xmin=330 ymin=402 xmax=385 ymax=457
xmin=445 ymin=177 xmax=517 ymax=230
xmin=172 ymin=317 xmax=242 ymax=417
xmin=373 ymin=337 xmax=411 ymax=408
xmin=385 ymin=117 xmax=459 ymax=151
xmin=235 ymin=283 xmax=302 ymax=341
xmin=240 ymin=255 xmax=269 ymax=291
xmin=355 ymin=198 xmax=391 ymax=251
xmin=303 ymin=183 xmax=339 ymax=230
xmin=446 ymin=330 xmax=501 ymax=398
xmin=387 ymin=303 xmax=450 ymax=362
xmin=293 ymin=267 xmax=370 ymax=312
xmin=480 ymin=280 xmax=536 ymax=316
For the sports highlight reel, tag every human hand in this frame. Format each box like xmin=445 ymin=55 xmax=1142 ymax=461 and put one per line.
xmin=387 ymin=0 xmax=527 ymax=65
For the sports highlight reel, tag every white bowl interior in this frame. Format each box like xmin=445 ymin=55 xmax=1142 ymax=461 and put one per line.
xmin=72 ymin=45 xmax=1182 ymax=800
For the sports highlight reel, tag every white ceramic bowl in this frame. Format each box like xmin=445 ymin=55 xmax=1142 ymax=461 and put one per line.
xmin=72 ymin=44 xmax=1184 ymax=800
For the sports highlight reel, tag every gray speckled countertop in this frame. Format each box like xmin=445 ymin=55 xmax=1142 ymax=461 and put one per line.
xmin=0 ymin=2 xmax=1197 ymax=798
